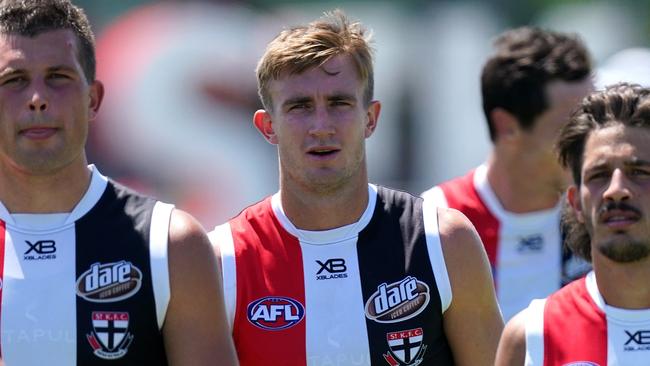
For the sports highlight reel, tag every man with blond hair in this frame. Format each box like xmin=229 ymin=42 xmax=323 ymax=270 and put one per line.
xmin=210 ymin=10 xmax=502 ymax=366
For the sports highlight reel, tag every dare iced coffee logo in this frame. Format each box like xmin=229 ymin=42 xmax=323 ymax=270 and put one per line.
xmin=365 ymin=276 xmax=430 ymax=323
xmin=76 ymin=261 xmax=142 ymax=303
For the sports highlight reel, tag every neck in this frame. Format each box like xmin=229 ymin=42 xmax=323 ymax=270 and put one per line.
xmin=593 ymin=255 xmax=650 ymax=309
xmin=280 ymin=172 xmax=369 ymax=231
xmin=486 ymin=152 xmax=563 ymax=213
xmin=0 ymin=158 xmax=91 ymax=213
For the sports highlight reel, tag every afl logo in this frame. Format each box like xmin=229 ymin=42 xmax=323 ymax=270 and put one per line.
xmin=365 ymin=276 xmax=430 ymax=323
xmin=247 ymin=296 xmax=305 ymax=331
xmin=76 ymin=261 xmax=142 ymax=303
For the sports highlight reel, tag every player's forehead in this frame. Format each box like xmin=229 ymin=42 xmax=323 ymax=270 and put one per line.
xmin=268 ymin=55 xmax=363 ymax=104
xmin=582 ymin=125 xmax=650 ymax=170
xmin=0 ymin=29 xmax=80 ymax=70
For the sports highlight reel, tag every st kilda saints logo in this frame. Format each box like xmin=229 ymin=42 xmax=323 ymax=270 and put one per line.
xmin=87 ymin=311 xmax=133 ymax=360
xmin=383 ymin=328 xmax=427 ymax=366
xmin=365 ymin=276 xmax=430 ymax=323
xmin=76 ymin=261 xmax=142 ymax=302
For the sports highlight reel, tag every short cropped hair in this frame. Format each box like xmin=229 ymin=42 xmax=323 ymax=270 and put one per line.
xmin=482 ymin=27 xmax=591 ymax=142
xmin=256 ymin=9 xmax=374 ymax=111
xmin=558 ymin=83 xmax=650 ymax=261
xmin=0 ymin=0 xmax=96 ymax=82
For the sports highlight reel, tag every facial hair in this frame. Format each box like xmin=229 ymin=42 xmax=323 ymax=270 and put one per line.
xmin=596 ymin=201 xmax=650 ymax=263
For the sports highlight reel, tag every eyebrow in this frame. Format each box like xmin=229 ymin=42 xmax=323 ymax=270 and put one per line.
xmin=0 ymin=67 xmax=22 ymax=79
xmin=282 ymin=96 xmax=312 ymax=107
xmin=586 ymin=159 xmax=650 ymax=172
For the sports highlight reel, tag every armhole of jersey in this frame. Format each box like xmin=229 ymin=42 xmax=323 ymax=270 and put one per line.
xmin=149 ymin=201 xmax=174 ymax=330
xmin=421 ymin=186 xmax=449 ymax=208
xmin=209 ymin=223 xmax=237 ymax=331
xmin=524 ymin=298 xmax=546 ymax=366
xmin=422 ymin=196 xmax=452 ymax=313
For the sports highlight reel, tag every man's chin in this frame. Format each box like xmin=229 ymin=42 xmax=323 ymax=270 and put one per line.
xmin=598 ymin=239 xmax=650 ymax=263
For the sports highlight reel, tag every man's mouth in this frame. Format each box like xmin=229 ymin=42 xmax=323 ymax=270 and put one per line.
xmin=20 ymin=127 xmax=58 ymax=140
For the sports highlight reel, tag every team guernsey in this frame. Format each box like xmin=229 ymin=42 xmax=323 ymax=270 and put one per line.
xmin=421 ymin=164 xmax=580 ymax=320
xmin=524 ymin=271 xmax=650 ymax=365
xmin=210 ymin=185 xmax=454 ymax=366
xmin=0 ymin=166 xmax=173 ymax=366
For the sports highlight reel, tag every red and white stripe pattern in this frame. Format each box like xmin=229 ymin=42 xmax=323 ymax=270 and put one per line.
xmin=422 ymin=164 xmax=563 ymax=320
xmin=524 ymin=272 xmax=650 ymax=365
xmin=211 ymin=185 xmax=453 ymax=365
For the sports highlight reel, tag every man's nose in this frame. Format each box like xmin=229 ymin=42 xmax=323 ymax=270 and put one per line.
xmin=603 ymin=169 xmax=632 ymax=202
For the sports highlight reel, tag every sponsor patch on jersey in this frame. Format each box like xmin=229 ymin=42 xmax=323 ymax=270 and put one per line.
xmin=383 ymin=328 xmax=427 ymax=366
xmin=316 ymin=258 xmax=348 ymax=280
xmin=86 ymin=311 xmax=134 ymax=360
xmin=624 ymin=329 xmax=650 ymax=351
xmin=76 ymin=261 xmax=142 ymax=302
xmin=365 ymin=276 xmax=430 ymax=323
xmin=23 ymin=239 xmax=57 ymax=261
xmin=563 ymin=362 xmax=600 ymax=366
xmin=517 ymin=234 xmax=544 ymax=253
xmin=247 ymin=296 xmax=305 ymax=331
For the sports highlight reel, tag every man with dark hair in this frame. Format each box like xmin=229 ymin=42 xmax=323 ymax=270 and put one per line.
xmin=497 ymin=83 xmax=650 ymax=365
xmin=210 ymin=9 xmax=503 ymax=366
xmin=0 ymin=1 xmax=237 ymax=365
xmin=422 ymin=26 xmax=593 ymax=320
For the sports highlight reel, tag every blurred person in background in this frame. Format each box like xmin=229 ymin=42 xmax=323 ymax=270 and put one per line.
xmin=0 ymin=0 xmax=237 ymax=365
xmin=209 ymin=9 xmax=502 ymax=366
xmin=422 ymin=26 xmax=594 ymax=320
xmin=497 ymin=83 xmax=650 ymax=365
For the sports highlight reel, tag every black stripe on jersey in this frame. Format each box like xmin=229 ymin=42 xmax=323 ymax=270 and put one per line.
xmin=357 ymin=186 xmax=454 ymax=365
xmin=75 ymin=181 xmax=168 ymax=365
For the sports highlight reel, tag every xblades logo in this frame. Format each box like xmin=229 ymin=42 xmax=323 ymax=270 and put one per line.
xmin=24 ymin=240 xmax=57 ymax=260
xmin=625 ymin=330 xmax=650 ymax=351
xmin=316 ymin=258 xmax=348 ymax=280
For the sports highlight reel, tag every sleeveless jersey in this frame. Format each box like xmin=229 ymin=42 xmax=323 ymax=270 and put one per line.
xmin=0 ymin=166 xmax=173 ymax=366
xmin=209 ymin=184 xmax=454 ymax=366
xmin=421 ymin=164 xmax=588 ymax=320
xmin=524 ymin=271 xmax=650 ymax=365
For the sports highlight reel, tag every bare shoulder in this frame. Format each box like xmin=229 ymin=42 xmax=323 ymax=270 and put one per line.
xmin=436 ymin=206 xmax=485 ymax=259
xmin=495 ymin=310 xmax=527 ymax=366
xmin=168 ymin=209 xmax=211 ymax=249
xmin=163 ymin=209 xmax=238 ymax=365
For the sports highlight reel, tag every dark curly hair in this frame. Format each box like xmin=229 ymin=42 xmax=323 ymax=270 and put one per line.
xmin=557 ymin=83 xmax=650 ymax=261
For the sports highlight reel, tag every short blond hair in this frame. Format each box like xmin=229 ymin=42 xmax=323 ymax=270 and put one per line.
xmin=256 ymin=9 xmax=374 ymax=111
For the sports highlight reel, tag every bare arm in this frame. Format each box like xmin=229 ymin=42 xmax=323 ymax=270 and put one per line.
xmin=438 ymin=207 xmax=504 ymax=366
xmin=495 ymin=311 xmax=527 ymax=366
xmin=163 ymin=209 xmax=239 ymax=366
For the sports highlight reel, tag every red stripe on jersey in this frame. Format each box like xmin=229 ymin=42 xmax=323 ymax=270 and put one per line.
xmin=0 ymin=220 xmax=5 ymax=358
xmin=438 ymin=170 xmax=500 ymax=275
xmin=543 ymin=278 xmax=607 ymax=365
xmin=230 ymin=198 xmax=307 ymax=366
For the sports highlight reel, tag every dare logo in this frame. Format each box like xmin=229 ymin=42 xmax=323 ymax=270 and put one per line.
xmin=247 ymin=296 xmax=305 ymax=331
xmin=76 ymin=261 xmax=142 ymax=303
xmin=365 ymin=276 xmax=430 ymax=323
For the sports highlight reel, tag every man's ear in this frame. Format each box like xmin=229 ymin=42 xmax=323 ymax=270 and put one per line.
xmin=491 ymin=107 xmax=520 ymax=143
xmin=88 ymin=80 xmax=105 ymax=121
xmin=364 ymin=101 xmax=381 ymax=138
xmin=253 ymin=109 xmax=278 ymax=145
xmin=567 ymin=185 xmax=585 ymax=223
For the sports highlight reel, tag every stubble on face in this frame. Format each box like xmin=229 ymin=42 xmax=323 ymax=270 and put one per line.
xmin=589 ymin=201 xmax=650 ymax=263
